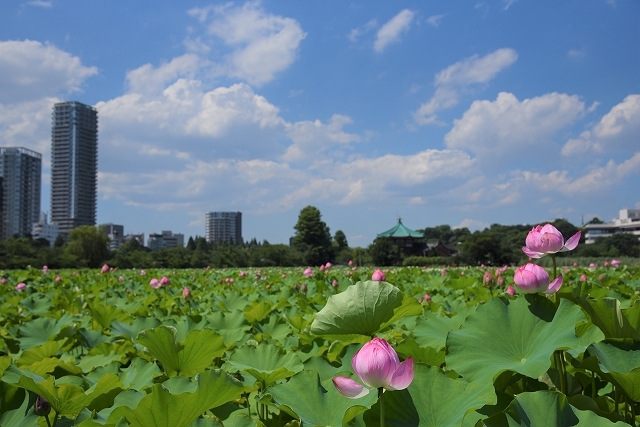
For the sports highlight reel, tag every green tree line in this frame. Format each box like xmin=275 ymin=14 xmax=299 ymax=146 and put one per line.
xmin=1 ymin=208 xmax=638 ymax=270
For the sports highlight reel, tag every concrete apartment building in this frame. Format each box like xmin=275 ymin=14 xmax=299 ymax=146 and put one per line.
xmin=205 ymin=211 xmax=243 ymax=244
xmin=101 ymin=223 xmax=125 ymax=251
xmin=584 ymin=209 xmax=640 ymax=243
xmin=148 ymin=230 xmax=184 ymax=251
xmin=0 ymin=147 xmax=42 ymax=240
xmin=50 ymin=101 xmax=98 ymax=235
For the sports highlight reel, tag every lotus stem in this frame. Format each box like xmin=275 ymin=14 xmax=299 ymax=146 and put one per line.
xmin=591 ymin=371 xmax=596 ymax=400
xmin=379 ymin=387 xmax=385 ymax=427
xmin=45 ymin=416 xmax=52 ymax=427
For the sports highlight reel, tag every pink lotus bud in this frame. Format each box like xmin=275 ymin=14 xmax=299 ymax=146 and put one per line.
xmin=483 ymin=271 xmax=495 ymax=287
xmin=149 ymin=278 xmax=160 ymax=288
xmin=182 ymin=287 xmax=192 ymax=301
xmin=55 ymin=276 xmax=61 ymax=282
xmin=440 ymin=269 xmax=447 ymax=276
xmin=522 ymin=224 xmax=581 ymax=259
xmin=101 ymin=264 xmax=110 ymax=274
xmin=303 ymin=268 xmax=313 ymax=278
xmin=497 ymin=275 xmax=505 ymax=287
xmin=319 ymin=265 xmax=325 ymax=271
xmin=118 ymin=276 xmax=125 ymax=281
xmin=332 ymin=338 xmax=414 ymax=398
xmin=239 ymin=271 xmax=247 ymax=277
xmin=423 ymin=294 xmax=431 ymax=303
xmin=589 ymin=263 xmax=597 ymax=268
xmin=0 ymin=278 xmax=7 ymax=284
xmin=332 ymin=279 xmax=339 ymax=289
xmin=371 ymin=269 xmax=386 ymax=281
xmin=506 ymin=285 xmax=515 ymax=296
xmin=599 ymin=274 xmax=605 ymax=282
xmin=580 ymin=274 xmax=587 ymax=282
xmin=325 ymin=262 xmax=332 ymax=269
xmin=611 ymin=259 xmax=620 ymax=266
xmin=513 ymin=263 xmax=562 ymax=294
xmin=160 ymin=276 xmax=170 ymax=286
xmin=495 ymin=268 xmax=502 ymax=277
xmin=573 ymin=262 xmax=578 ymax=267
xmin=348 ymin=260 xmax=353 ymax=266
xmin=300 ymin=283 xmax=308 ymax=293
xmin=15 ymin=282 xmax=26 ymax=291
xmin=140 ymin=269 xmax=146 ymax=276
xmin=460 ymin=271 xmax=465 ymax=276
xmin=604 ymin=261 xmax=610 ymax=267
xmin=42 ymin=265 xmax=48 ymax=273
xmin=480 ymin=264 xmax=486 ymax=269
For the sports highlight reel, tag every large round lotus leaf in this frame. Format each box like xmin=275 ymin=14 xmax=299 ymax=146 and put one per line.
xmin=447 ymin=295 xmax=604 ymax=383
xmin=360 ymin=363 xmax=494 ymax=427
xmin=311 ymin=281 xmax=422 ymax=337
xmin=262 ymin=370 xmax=377 ymax=427
xmin=227 ymin=343 xmax=303 ymax=386
xmin=582 ymin=340 xmax=640 ymax=402
xmin=483 ymin=391 xmax=628 ymax=427
xmin=575 ymin=298 xmax=640 ymax=340
xmin=136 ymin=326 xmax=226 ymax=377
xmin=116 ymin=370 xmax=244 ymax=427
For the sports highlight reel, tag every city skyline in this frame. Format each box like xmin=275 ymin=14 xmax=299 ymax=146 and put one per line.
xmin=0 ymin=1 xmax=638 ymax=246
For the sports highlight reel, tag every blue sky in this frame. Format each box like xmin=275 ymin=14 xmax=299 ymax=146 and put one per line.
xmin=1 ymin=0 xmax=638 ymax=247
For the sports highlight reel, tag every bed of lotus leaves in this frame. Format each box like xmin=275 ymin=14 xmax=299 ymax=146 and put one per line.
xmin=0 ymin=262 xmax=638 ymax=427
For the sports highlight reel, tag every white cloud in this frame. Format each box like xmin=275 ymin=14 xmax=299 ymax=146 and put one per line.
xmin=126 ymin=54 xmax=202 ymax=95
xmin=0 ymin=40 xmax=97 ymax=103
xmin=454 ymin=219 xmax=489 ymax=231
xmin=426 ymin=14 xmax=445 ymax=27
xmin=503 ymin=0 xmax=520 ymax=10
xmin=374 ymin=9 xmax=415 ymax=53
xmin=444 ymin=92 xmax=585 ymax=160
xmin=348 ymin=19 xmax=377 ymax=42
xmin=414 ymin=48 xmax=517 ymax=125
xmin=196 ymin=1 xmax=307 ymax=86
xmin=562 ymin=94 xmax=640 ymax=155
xmin=282 ymin=115 xmax=361 ymax=162
xmin=25 ymin=1 xmax=52 ymax=7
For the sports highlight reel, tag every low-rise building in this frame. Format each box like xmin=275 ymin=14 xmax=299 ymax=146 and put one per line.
xmin=101 ymin=223 xmax=124 ymax=251
xmin=584 ymin=209 xmax=640 ymax=244
xmin=148 ymin=230 xmax=184 ymax=251
xmin=32 ymin=212 xmax=59 ymax=246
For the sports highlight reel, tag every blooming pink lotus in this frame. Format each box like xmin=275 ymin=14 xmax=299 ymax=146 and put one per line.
xmin=611 ymin=259 xmax=620 ymax=267
xmin=303 ymin=267 xmax=313 ymax=278
xmin=513 ymin=263 xmax=562 ymax=294
xmin=371 ymin=269 xmax=386 ymax=281
xmin=522 ymin=224 xmax=581 ymax=259
xmin=15 ymin=282 xmax=26 ymax=291
xmin=159 ymin=276 xmax=170 ymax=286
xmin=422 ymin=294 xmax=431 ymax=303
xmin=101 ymin=264 xmax=110 ymax=274
xmin=333 ymin=338 xmax=414 ymax=398
xmin=149 ymin=278 xmax=160 ymax=289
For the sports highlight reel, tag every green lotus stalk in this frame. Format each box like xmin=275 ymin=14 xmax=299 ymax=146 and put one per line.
xmin=379 ymin=387 xmax=385 ymax=427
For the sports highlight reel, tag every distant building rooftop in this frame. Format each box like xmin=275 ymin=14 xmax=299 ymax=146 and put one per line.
xmin=584 ymin=209 xmax=640 ymax=244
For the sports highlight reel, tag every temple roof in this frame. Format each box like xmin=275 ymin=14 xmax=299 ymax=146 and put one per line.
xmin=377 ymin=217 xmax=423 ymax=238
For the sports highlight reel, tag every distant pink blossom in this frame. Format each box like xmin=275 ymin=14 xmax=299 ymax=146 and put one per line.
xmin=325 ymin=262 xmax=332 ymax=269
xmin=55 ymin=276 xmax=61 ymax=282
xmin=611 ymin=259 xmax=620 ymax=267
xmin=149 ymin=278 xmax=160 ymax=289
xmin=101 ymin=264 xmax=110 ymax=274
xmin=303 ymin=268 xmax=313 ymax=278
xmin=522 ymin=224 xmax=581 ymax=259
xmin=580 ymin=274 xmax=587 ymax=282
xmin=15 ymin=282 xmax=26 ymax=291
xmin=422 ymin=294 xmax=431 ymax=303
xmin=348 ymin=260 xmax=353 ymax=266
xmin=182 ymin=287 xmax=192 ymax=301
xmin=300 ymin=283 xmax=308 ymax=293
xmin=460 ymin=271 xmax=465 ymax=276
xmin=332 ymin=279 xmax=339 ymax=289
xmin=483 ymin=271 xmax=494 ymax=287
xmin=497 ymin=275 xmax=505 ymax=287
xmin=159 ymin=276 xmax=170 ymax=286
xmin=239 ymin=271 xmax=247 ymax=277
xmin=371 ymin=269 xmax=386 ymax=281
xmin=140 ymin=269 xmax=146 ymax=276
xmin=319 ymin=265 xmax=325 ymax=272
xmin=604 ymin=261 xmax=610 ymax=267
xmin=513 ymin=263 xmax=562 ymax=294
xmin=440 ymin=269 xmax=447 ymax=276
xmin=589 ymin=263 xmax=597 ymax=268
xmin=505 ymin=285 xmax=515 ymax=296
xmin=42 ymin=265 xmax=48 ymax=273
xmin=1 ymin=278 xmax=7 ymax=284
xmin=118 ymin=276 xmax=125 ymax=282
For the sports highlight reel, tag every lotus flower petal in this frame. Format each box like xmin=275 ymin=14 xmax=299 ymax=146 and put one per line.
xmin=332 ymin=376 xmax=370 ymax=399
xmin=388 ymin=357 xmax=414 ymax=390
xmin=561 ymin=231 xmax=581 ymax=251
xmin=545 ymin=274 xmax=563 ymax=294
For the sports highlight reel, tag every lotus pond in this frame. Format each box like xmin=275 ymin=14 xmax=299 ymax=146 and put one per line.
xmin=0 ymin=263 xmax=638 ymax=427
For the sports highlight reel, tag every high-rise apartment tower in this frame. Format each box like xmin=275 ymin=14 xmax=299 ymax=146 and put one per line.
xmin=205 ymin=212 xmax=243 ymax=244
xmin=50 ymin=101 xmax=98 ymax=234
xmin=0 ymin=147 xmax=42 ymax=240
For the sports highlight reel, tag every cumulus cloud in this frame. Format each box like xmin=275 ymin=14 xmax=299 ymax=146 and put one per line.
xmin=283 ymin=115 xmax=361 ymax=162
xmin=426 ymin=14 xmax=445 ymax=27
xmin=562 ymin=94 xmax=640 ymax=156
xmin=454 ymin=218 xmax=489 ymax=231
xmin=0 ymin=40 xmax=97 ymax=104
xmin=190 ymin=1 xmax=306 ymax=86
xmin=414 ymin=48 xmax=517 ymax=125
xmin=444 ymin=91 xmax=585 ymax=161
xmin=374 ymin=9 xmax=415 ymax=53
xmin=348 ymin=19 xmax=378 ymax=42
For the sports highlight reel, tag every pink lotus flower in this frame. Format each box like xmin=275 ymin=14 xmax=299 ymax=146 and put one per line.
xmin=513 ymin=263 xmax=562 ymax=294
xmin=55 ymin=276 xmax=61 ymax=282
xmin=611 ymin=259 xmax=620 ymax=267
xmin=371 ymin=269 xmax=386 ymax=281
xmin=332 ymin=279 xmax=339 ymax=289
xmin=118 ymin=276 xmax=125 ymax=282
xmin=300 ymin=283 xmax=308 ymax=293
xmin=422 ymin=294 xmax=431 ymax=303
xmin=483 ymin=271 xmax=494 ymax=287
xmin=1 ymin=278 xmax=8 ymax=284
xmin=604 ymin=261 xmax=610 ymax=267
xmin=319 ymin=265 xmax=325 ymax=272
xmin=101 ymin=264 xmax=110 ymax=274
xmin=348 ymin=260 xmax=353 ymax=266
xmin=497 ymin=275 xmax=505 ymax=287
xmin=149 ymin=278 xmax=160 ymax=289
xmin=505 ymin=285 xmax=515 ymax=296
xmin=42 ymin=265 xmax=48 ymax=273
xmin=140 ymin=269 xmax=146 ymax=276
xmin=239 ymin=271 xmax=247 ymax=277
xmin=182 ymin=287 xmax=192 ymax=301
xmin=580 ymin=274 xmax=587 ymax=282
xmin=333 ymin=338 xmax=414 ymax=398
xmin=522 ymin=224 xmax=581 ymax=259
xmin=303 ymin=268 xmax=313 ymax=278
xmin=325 ymin=262 xmax=332 ymax=269
xmin=15 ymin=282 xmax=27 ymax=291
xmin=440 ymin=269 xmax=447 ymax=276
xmin=159 ymin=276 xmax=170 ymax=286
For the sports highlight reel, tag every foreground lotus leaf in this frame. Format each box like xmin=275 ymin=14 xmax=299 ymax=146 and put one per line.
xmin=447 ymin=294 xmax=604 ymax=383
xmin=136 ymin=326 xmax=226 ymax=377
xmin=227 ymin=343 xmax=304 ymax=386
xmin=582 ymin=340 xmax=640 ymax=402
xmin=115 ymin=369 xmax=244 ymax=427
xmin=263 ymin=370 xmax=377 ymax=426
xmin=311 ymin=280 xmax=422 ymax=337
xmin=483 ymin=391 xmax=627 ymax=427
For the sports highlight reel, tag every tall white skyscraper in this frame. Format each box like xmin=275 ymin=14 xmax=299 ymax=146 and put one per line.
xmin=50 ymin=101 xmax=98 ymax=234
xmin=205 ymin=212 xmax=243 ymax=244
xmin=0 ymin=147 xmax=42 ymax=240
